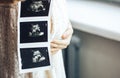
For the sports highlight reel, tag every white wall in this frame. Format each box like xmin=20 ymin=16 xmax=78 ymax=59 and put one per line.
xmin=74 ymin=29 xmax=120 ymax=78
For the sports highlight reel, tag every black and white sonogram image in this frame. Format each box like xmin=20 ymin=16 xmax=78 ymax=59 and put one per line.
xmin=20 ymin=47 xmax=50 ymax=69
xmin=20 ymin=21 xmax=48 ymax=43
xmin=20 ymin=0 xmax=51 ymax=17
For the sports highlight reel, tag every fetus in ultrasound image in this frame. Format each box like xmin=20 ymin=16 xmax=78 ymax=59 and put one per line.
xmin=21 ymin=0 xmax=51 ymax=17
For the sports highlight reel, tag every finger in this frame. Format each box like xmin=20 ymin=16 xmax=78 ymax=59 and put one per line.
xmin=51 ymin=48 xmax=59 ymax=52
xmin=51 ymin=42 xmax=68 ymax=54
xmin=54 ymin=44 xmax=67 ymax=49
xmin=62 ymin=26 xmax=73 ymax=39
xmin=50 ymin=43 xmax=58 ymax=48
xmin=51 ymin=48 xmax=59 ymax=55
xmin=51 ymin=51 xmax=57 ymax=55
xmin=51 ymin=39 xmax=69 ymax=46
xmin=62 ymin=28 xmax=71 ymax=39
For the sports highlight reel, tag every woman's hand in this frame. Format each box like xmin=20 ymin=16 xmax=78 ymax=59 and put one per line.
xmin=51 ymin=24 xmax=73 ymax=55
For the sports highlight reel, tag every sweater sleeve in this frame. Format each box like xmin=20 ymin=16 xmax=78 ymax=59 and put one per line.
xmin=51 ymin=0 xmax=70 ymax=39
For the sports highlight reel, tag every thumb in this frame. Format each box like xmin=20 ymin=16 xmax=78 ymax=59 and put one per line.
xmin=61 ymin=28 xmax=71 ymax=39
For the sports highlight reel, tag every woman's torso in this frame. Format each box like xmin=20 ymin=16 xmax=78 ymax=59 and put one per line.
xmin=33 ymin=0 xmax=69 ymax=78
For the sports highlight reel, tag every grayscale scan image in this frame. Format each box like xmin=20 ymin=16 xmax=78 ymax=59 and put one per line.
xmin=20 ymin=0 xmax=51 ymax=17
xmin=20 ymin=21 xmax=48 ymax=43
xmin=20 ymin=47 xmax=50 ymax=69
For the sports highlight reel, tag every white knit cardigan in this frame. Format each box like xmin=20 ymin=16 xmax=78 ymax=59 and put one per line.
xmin=32 ymin=0 xmax=69 ymax=78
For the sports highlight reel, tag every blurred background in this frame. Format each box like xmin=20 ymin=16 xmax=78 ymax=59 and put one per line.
xmin=63 ymin=0 xmax=120 ymax=78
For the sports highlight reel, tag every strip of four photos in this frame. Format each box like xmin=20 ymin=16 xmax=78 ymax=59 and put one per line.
xmin=18 ymin=0 xmax=51 ymax=73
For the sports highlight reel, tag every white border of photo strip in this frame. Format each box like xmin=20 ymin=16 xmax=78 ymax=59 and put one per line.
xmin=17 ymin=0 xmax=53 ymax=73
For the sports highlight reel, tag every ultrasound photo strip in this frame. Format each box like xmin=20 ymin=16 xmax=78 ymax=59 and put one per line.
xmin=17 ymin=0 xmax=52 ymax=73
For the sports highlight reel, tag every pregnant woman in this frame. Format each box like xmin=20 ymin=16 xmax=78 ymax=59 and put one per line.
xmin=0 ymin=0 xmax=73 ymax=78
